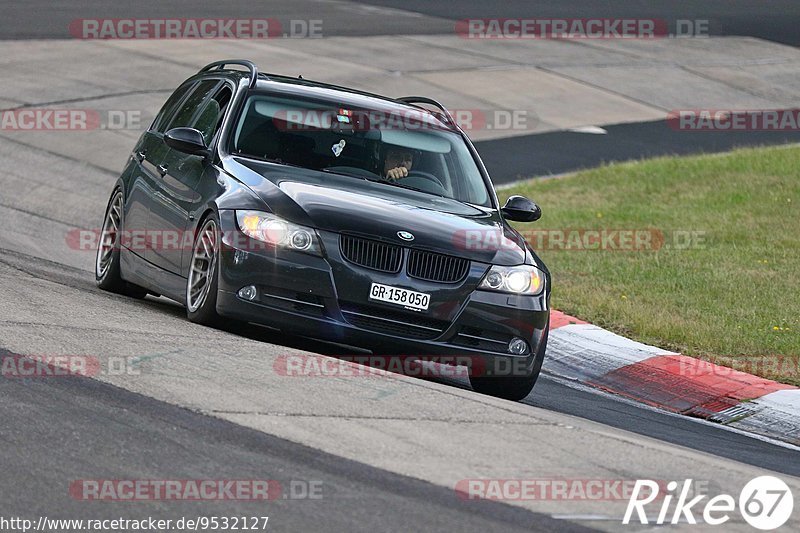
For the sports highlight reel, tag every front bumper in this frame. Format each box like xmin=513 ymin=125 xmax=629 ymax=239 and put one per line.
xmin=215 ymin=210 xmax=550 ymax=376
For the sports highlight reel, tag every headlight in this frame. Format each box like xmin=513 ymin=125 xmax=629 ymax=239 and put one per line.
xmin=478 ymin=265 xmax=545 ymax=295
xmin=235 ymin=210 xmax=321 ymax=255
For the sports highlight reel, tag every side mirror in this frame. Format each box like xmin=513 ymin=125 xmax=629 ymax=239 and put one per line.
xmin=501 ymin=195 xmax=541 ymax=222
xmin=164 ymin=127 xmax=210 ymax=158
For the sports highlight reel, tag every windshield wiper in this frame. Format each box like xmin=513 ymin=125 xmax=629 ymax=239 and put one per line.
xmin=234 ymin=153 xmax=307 ymax=169
xmin=321 ymin=168 xmax=444 ymax=198
xmin=320 ymin=168 xmax=374 ymax=180
xmin=376 ymin=178 xmax=446 ymax=198
xmin=240 ymin=157 xmax=449 ymax=200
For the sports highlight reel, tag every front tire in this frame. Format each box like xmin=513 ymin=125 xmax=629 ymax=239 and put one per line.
xmin=186 ymin=213 xmax=222 ymax=326
xmin=469 ymin=326 xmax=548 ymax=401
xmin=95 ymin=189 xmax=148 ymax=299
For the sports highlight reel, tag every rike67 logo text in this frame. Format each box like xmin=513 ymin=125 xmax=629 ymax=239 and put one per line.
xmin=624 ymin=476 xmax=794 ymax=530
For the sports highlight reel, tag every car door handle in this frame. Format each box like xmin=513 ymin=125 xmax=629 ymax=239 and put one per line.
xmin=134 ymin=150 xmax=146 ymax=162
xmin=157 ymin=165 xmax=168 ymax=176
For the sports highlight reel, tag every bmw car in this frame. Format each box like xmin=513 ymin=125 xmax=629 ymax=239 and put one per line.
xmin=95 ymin=60 xmax=550 ymax=400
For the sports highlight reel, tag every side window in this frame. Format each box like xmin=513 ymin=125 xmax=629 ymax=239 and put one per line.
xmin=151 ymin=82 xmax=195 ymax=133
xmin=193 ymin=86 xmax=233 ymax=145
xmin=165 ymin=80 xmax=220 ymax=131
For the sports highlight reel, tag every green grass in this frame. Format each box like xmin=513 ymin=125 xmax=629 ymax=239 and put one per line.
xmin=499 ymin=145 xmax=800 ymax=385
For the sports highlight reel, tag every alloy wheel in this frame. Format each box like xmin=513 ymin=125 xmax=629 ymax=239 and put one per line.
xmin=187 ymin=218 xmax=219 ymax=312
xmin=96 ymin=191 xmax=123 ymax=279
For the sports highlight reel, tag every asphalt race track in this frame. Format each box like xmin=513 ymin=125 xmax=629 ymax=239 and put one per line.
xmin=360 ymin=0 xmax=800 ymax=46
xmin=1 ymin=1 xmax=799 ymax=531
xmin=0 ymin=348 xmax=588 ymax=533
xmin=3 ymin=0 xmax=799 ymax=44
xmin=475 ymin=120 xmax=800 ymax=184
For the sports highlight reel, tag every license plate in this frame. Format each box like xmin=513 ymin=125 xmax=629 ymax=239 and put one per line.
xmin=369 ymin=283 xmax=430 ymax=311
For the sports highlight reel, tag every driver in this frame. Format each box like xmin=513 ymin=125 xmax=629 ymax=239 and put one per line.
xmin=383 ymin=147 xmax=414 ymax=180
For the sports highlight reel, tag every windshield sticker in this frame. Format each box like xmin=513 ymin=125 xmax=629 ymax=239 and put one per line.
xmin=332 ymin=139 xmax=346 ymax=157
xmin=337 ymin=109 xmax=352 ymax=124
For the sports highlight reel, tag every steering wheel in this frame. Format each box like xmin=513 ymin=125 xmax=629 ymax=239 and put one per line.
xmin=404 ymin=170 xmax=445 ymax=189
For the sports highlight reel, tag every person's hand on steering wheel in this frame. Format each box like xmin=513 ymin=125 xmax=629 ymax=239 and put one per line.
xmin=385 ymin=166 xmax=409 ymax=181
xmin=384 ymin=148 xmax=413 ymax=181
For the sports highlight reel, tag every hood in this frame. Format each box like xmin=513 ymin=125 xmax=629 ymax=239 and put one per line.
xmin=225 ymin=156 xmax=528 ymax=265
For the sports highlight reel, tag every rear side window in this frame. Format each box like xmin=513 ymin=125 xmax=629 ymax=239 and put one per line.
xmin=151 ymin=82 xmax=195 ymax=133
xmin=165 ymin=80 xmax=220 ymax=131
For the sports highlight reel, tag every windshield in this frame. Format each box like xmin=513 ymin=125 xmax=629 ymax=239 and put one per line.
xmin=230 ymin=94 xmax=491 ymax=207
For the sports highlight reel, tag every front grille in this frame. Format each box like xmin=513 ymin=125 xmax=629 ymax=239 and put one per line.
xmin=340 ymin=235 xmax=402 ymax=273
xmin=407 ymin=249 xmax=469 ymax=283
xmin=340 ymin=303 xmax=449 ymax=340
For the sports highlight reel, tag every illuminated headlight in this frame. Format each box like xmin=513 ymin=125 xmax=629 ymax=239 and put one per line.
xmin=235 ymin=210 xmax=321 ymax=255
xmin=478 ymin=265 xmax=545 ymax=295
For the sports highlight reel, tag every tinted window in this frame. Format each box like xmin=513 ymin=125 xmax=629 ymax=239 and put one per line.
xmin=151 ymin=82 xmax=195 ymax=133
xmin=166 ymin=80 xmax=219 ymax=131
xmin=194 ymin=86 xmax=233 ymax=145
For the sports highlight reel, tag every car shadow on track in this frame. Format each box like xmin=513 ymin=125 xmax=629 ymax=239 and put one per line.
xmin=141 ymin=294 xmax=371 ymax=357
xmin=129 ymin=293 xmax=484 ymax=395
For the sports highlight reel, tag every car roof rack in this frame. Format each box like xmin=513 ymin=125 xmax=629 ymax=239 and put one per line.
xmin=199 ymin=60 xmax=262 ymax=88
xmin=396 ymin=96 xmax=457 ymax=128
